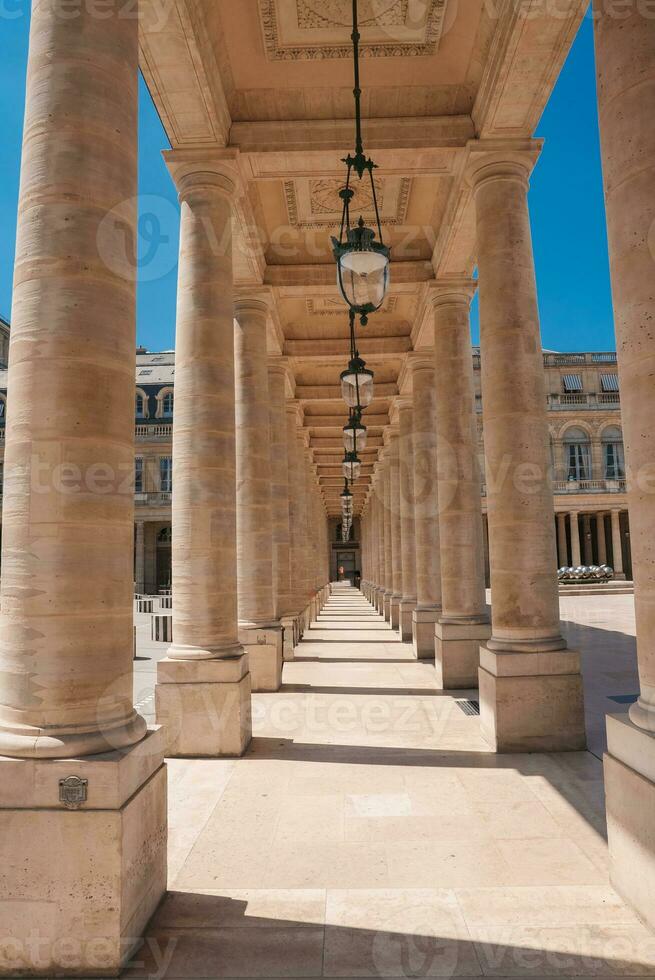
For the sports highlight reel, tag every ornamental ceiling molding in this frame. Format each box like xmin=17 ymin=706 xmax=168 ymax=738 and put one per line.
xmin=258 ymin=0 xmax=447 ymax=60
xmin=284 ymin=177 xmax=410 ymax=230
xmin=306 ymin=296 xmax=398 ymax=315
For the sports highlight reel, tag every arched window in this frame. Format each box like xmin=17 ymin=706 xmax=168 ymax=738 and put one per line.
xmin=162 ymin=392 xmax=174 ymax=417
xmin=563 ymin=427 xmax=591 ymax=481
xmin=602 ymin=425 xmax=625 ymax=479
xmin=158 ymin=526 xmax=172 ymax=544
xmin=135 ymin=393 xmax=146 ymax=418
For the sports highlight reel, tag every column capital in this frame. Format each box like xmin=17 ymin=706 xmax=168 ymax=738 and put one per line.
xmin=285 ymin=399 xmax=304 ymax=426
xmin=406 ymin=350 xmax=435 ymax=375
xmin=164 ymin=148 xmax=243 ymax=202
xmin=465 ymin=138 xmax=543 ymax=195
xmin=268 ymin=355 xmax=295 ymax=394
xmin=426 ymin=278 xmax=477 ymax=310
xmin=234 ymin=285 xmax=274 ymax=320
xmin=394 ymin=396 xmax=414 ymax=415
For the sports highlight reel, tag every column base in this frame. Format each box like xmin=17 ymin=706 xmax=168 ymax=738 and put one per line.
xmin=383 ymin=592 xmax=392 ymax=621
xmin=399 ymin=599 xmax=415 ymax=642
xmin=435 ymin=620 xmax=491 ymax=688
xmin=156 ymin=655 xmax=252 ymax=757
xmin=280 ymin=616 xmax=296 ymax=662
xmin=412 ymin=607 xmax=440 ymax=660
xmin=604 ymin=713 xmax=655 ymax=931
xmin=478 ymin=644 xmax=586 ymax=752
xmin=390 ymin=595 xmax=401 ymax=630
xmin=239 ymin=625 xmax=283 ymax=692
xmin=0 ymin=730 xmax=166 ymax=978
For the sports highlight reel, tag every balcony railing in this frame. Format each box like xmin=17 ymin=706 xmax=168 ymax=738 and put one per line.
xmin=548 ymin=392 xmax=620 ymax=410
xmin=473 ymin=352 xmax=618 ymax=369
xmin=135 ymin=423 xmax=172 ymax=440
xmin=135 ymin=491 xmax=172 ymax=506
xmin=482 ymin=479 xmax=627 ymax=497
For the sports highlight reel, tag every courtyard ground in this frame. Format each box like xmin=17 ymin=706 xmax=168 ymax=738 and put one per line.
xmin=127 ymin=587 xmax=654 ymax=979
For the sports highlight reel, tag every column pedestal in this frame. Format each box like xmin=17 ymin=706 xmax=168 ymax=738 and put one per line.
xmin=399 ymin=602 xmax=415 ymax=642
xmin=156 ymin=657 xmax=251 ymax=757
xmin=280 ymin=616 xmax=296 ymax=662
xmin=604 ymin=714 xmax=655 ymax=931
xmin=239 ymin=625 xmax=283 ymax=692
xmin=383 ymin=592 xmax=392 ymax=621
xmin=412 ymin=607 xmax=439 ymax=660
xmin=390 ymin=595 xmax=402 ymax=630
xmin=0 ymin=731 xmax=166 ymax=977
xmin=435 ymin=620 xmax=491 ymax=689
xmin=479 ymin=645 xmax=586 ymax=752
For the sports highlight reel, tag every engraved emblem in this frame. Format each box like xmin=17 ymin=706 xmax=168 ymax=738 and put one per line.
xmin=59 ymin=775 xmax=88 ymax=809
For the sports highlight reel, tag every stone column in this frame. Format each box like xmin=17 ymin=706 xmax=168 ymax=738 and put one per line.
xmin=597 ymin=514 xmax=608 ymax=565
xmin=610 ymin=509 xmax=625 ymax=579
xmin=382 ymin=454 xmax=393 ymax=620
xmin=582 ymin=514 xmax=594 ymax=565
xmin=135 ymin=520 xmax=146 ymax=594
xmin=389 ymin=430 xmax=403 ymax=630
xmin=268 ymin=360 xmax=295 ymax=659
xmin=469 ymin=145 xmax=585 ymax=751
xmin=398 ymin=401 xmax=417 ymax=641
xmin=0 ymin=2 xmax=165 ymax=971
xmin=409 ymin=356 xmax=442 ymax=658
xmin=430 ymin=284 xmax=490 ymax=688
xmin=594 ymin=5 xmax=655 ymax=931
xmin=155 ymin=153 xmax=251 ymax=758
xmin=556 ymin=513 xmax=568 ymax=567
xmin=285 ymin=402 xmax=305 ymax=644
xmin=570 ymin=512 xmax=582 ymax=567
xmin=234 ymin=294 xmax=283 ymax=692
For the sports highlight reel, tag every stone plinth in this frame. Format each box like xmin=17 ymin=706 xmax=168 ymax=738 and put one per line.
xmin=0 ymin=730 xmax=166 ymax=977
xmin=435 ymin=621 xmax=491 ymax=689
xmin=604 ymin=714 xmax=655 ymax=931
xmin=478 ymin=645 xmax=586 ymax=752
xmin=399 ymin=601 xmax=414 ymax=643
xmin=412 ymin=607 xmax=440 ymax=660
xmin=156 ymin=657 xmax=251 ymax=758
xmin=239 ymin=625 xmax=283 ymax=692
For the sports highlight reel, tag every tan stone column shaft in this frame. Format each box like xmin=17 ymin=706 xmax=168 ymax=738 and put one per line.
xmin=595 ymin=5 xmax=655 ymax=730
xmin=597 ymin=515 xmax=607 ymax=565
xmin=0 ymin=0 xmax=145 ymax=758
xmin=582 ymin=514 xmax=593 ymax=565
xmin=135 ymin=521 xmax=146 ymax=594
xmin=471 ymin=156 xmax=563 ymax=652
xmin=398 ymin=403 xmax=417 ymax=640
xmin=382 ymin=456 xmax=393 ymax=618
xmin=610 ymin=509 xmax=625 ymax=577
xmin=389 ymin=431 xmax=402 ymax=629
xmin=570 ymin=512 xmax=582 ymax=567
xmin=268 ymin=362 xmax=293 ymax=617
xmin=234 ymin=298 xmax=277 ymax=627
xmin=557 ymin=513 xmax=568 ymax=567
xmin=431 ymin=287 xmax=488 ymax=623
xmin=285 ymin=404 xmax=305 ymax=621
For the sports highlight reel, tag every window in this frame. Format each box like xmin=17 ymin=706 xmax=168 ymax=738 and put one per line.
xmin=562 ymin=374 xmax=583 ymax=393
xmin=135 ymin=458 xmax=144 ymax=493
xmin=0 ymin=398 xmax=5 ymax=419
xmin=603 ymin=426 xmax=625 ymax=479
xmin=135 ymin=393 xmax=146 ymax=418
xmin=563 ymin=427 xmax=591 ymax=481
xmin=160 ymin=457 xmax=172 ymax=493
xmin=600 ymin=373 xmax=619 ymax=393
xmin=162 ymin=392 xmax=174 ymax=417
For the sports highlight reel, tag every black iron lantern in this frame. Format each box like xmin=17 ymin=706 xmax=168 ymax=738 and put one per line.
xmin=343 ymin=452 xmax=362 ymax=483
xmin=343 ymin=408 xmax=367 ymax=453
xmin=331 ymin=0 xmax=390 ymax=325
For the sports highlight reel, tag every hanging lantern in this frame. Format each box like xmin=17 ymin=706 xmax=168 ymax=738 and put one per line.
xmin=343 ymin=452 xmax=362 ymax=482
xmin=340 ymin=356 xmax=374 ymax=409
xmin=331 ymin=0 xmax=390 ymax=325
xmin=343 ymin=410 xmax=367 ymax=453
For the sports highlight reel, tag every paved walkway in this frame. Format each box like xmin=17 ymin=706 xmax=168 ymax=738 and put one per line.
xmin=128 ymin=586 xmax=655 ymax=979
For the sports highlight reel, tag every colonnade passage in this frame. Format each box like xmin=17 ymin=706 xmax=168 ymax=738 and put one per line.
xmin=1 ymin=0 xmax=655 ymax=975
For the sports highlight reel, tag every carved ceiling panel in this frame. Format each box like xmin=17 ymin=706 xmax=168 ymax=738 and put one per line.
xmin=306 ymin=296 xmax=398 ymax=315
xmin=284 ymin=176 xmax=411 ymax=229
xmin=258 ymin=0 xmax=448 ymax=60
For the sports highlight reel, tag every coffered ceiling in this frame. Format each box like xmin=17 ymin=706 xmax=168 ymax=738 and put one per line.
xmin=139 ymin=0 xmax=587 ymax=514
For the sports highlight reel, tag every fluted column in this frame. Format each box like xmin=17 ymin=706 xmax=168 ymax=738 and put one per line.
xmin=389 ymin=430 xmax=403 ymax=630
xmin=469 ymin=145 xmax=584 ymax=752
xmin=0 ymin=2 xmax=165 ymax=970
xmin=430 ymin=283 xmax=490 ymax=688
xmin=268 ymin=360 xmax=295 ymax=659
xmin=234 ymin=293 xmax=282 ymax=692
xmin=570 ymin=512 xmax=582 ymax=567
xmin=556 ymin=513 xmax=568 ymax=567
xmin=409 ymin=355 xmax=442 ymax=659
xmin=594 ymin=6 xmax=655 ymax=930
xmin=398 ymin=401 xmax=417 ymax=641
xmin=156 ymin=154 xmax=251 ymax=758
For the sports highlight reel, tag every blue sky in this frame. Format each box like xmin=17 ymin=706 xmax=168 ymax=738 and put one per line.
xmin=0 ymin=9 xmax=615 ymax=353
